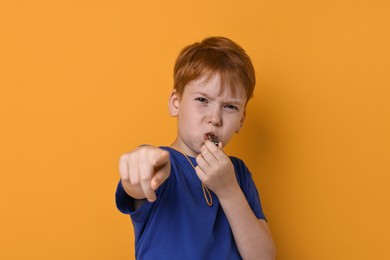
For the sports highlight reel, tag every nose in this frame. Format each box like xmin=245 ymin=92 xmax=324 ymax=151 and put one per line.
xmin=207 ymin=108 xmax=222 ymax=127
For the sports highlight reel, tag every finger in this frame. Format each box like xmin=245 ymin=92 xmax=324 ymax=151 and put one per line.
xmin=194 ymin=165 xmax=207 ymax=183
xmin=206 ymin=140 xmax=225 ymax=161
xmin=216 ymin=141 xmax=226 ymax=160
xmin=196 ymin=153 xmax=210 ymax=173
xmin=140 ymin=178 xmax=156 ymax=201
xmin=119 ymin=154 xmax=129 ymax=181
xmin=138 ymin=156 xmax=156 ymax=202
xmin=150 ymin=150 xmax=170 ymax=190
xmin=128 ymin=153 xmax=140 ymax=186
xmin=201 ymin=144 xmax=218 ymax=165
xmin=205 ymin=140 xmax=220 ymax=153
xmin=150 ymin=164 xmax=170 ymax=190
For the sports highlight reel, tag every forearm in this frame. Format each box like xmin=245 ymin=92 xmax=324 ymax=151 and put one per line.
xmin=218 ymin=186 xmax=276 ymax=260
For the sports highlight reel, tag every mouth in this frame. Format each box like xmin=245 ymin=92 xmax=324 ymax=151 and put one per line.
xmin=206 ymin=133 xmax=219 ymax=146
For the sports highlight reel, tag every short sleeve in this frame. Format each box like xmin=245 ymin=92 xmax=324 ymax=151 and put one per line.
xmin=244 ymin=172 xmax=267 ymax=221
xmin=115 ymin=180 xmax=134 ymax=214
xmin=115 ymin=180 xmax=155 ymax=223
xmin=230 ymin=157 xmax=267 ymax=221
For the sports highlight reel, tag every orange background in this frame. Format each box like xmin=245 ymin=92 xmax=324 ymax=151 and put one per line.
xmin=1 ymin=0 xmax=389 ymax=259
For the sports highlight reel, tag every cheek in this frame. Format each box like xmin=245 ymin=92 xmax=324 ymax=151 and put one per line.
xmin=225 ymin=114 xmax=242 ymax=127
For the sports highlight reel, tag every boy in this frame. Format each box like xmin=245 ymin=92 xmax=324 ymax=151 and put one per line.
xmin=116 ymin=37 xmax=275 ymax=259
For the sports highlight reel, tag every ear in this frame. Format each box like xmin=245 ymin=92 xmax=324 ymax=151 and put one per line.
xmin=235 ymin=110 xmax=246 ymax=133
xmin=168 ymin=89 xmax=180 ymax=117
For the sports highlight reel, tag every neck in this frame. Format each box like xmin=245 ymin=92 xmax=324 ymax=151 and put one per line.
xmin=170 ymin=139 xmax=198 ymax=157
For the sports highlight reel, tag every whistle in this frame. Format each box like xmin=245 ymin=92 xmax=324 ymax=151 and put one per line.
xmin=208 ymin=134 xmax=219 ymax=146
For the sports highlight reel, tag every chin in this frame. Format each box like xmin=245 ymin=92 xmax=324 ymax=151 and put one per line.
xmin=191 ymin=148 xmax=201 ymax=156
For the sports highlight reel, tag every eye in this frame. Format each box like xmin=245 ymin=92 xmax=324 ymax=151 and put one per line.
xmin=225 ymin=104 xmax=239 ymax=111
xmin=195 ymin=97 xmax=208 ymax=103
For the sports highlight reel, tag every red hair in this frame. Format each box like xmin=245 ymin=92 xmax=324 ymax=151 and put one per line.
xmin=173 ymin=37 xmax=256 ymax=102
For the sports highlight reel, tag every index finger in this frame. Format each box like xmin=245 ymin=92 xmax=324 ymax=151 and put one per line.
xmin=204 ymin=140 xmax=225 ymax=160
xmin=150 ymin=149 xmax=170 ymax=190
xmin=138 ymin=158 xmax=157 ymax=202
xmin=141 ymin=178 xmax=156 ymax=202
xmin=150 ymin=167 xmax=170 ymax=191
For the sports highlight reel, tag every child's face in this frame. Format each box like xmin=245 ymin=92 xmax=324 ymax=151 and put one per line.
xmin=169 ymin=74 xmax=247 ymax=157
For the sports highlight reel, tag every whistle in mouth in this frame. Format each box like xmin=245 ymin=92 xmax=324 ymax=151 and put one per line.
xmin=208 ymin=134 xmax=219 ymax=146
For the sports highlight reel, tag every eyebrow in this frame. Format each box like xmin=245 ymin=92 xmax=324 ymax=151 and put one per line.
xmin=192 ymin=91 xmax=245 ymax=105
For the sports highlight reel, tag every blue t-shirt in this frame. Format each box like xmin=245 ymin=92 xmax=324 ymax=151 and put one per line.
xmin=116 ymin=146 xmax=266 ymax=259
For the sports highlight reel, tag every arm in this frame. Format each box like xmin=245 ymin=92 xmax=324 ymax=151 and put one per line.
xmin=218 ymin=186 xmax=275 ymax=260
xmin=195 ymin=141 xmax=275 ymax=259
